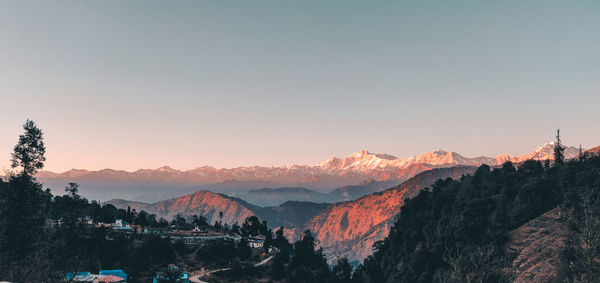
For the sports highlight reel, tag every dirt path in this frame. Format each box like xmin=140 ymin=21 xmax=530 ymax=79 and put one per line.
xmin=254 ymin=255 xmax=274 ymax=267
xmin=189 ymin=268 xmax=232 ymax=283
xmin=189 ymin=255 xmax=274 ymax=282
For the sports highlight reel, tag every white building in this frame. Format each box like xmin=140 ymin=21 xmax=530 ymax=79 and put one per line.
xmin=115 ymin=219 xmax=129 ymax=227
xmin=247 ymin=237 xmax=264 ymax=248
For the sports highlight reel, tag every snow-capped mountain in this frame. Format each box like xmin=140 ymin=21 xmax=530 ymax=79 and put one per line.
xmin=35 ymin=143 xmax=581 ymax=201
xmin=316 ymin=142 xmax=580 ymax=173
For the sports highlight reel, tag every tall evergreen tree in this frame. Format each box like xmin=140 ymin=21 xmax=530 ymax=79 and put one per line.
xmin=0 ymin=120 xmax=51 ymax=281
xmin=554 ymin=129 xmax=565 ymax=164
xmin=11 ymin=119 xmax=46 ymax=175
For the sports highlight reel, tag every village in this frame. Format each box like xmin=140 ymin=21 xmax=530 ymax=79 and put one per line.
xmin=62 ymin=215 xmax=273 ymax=283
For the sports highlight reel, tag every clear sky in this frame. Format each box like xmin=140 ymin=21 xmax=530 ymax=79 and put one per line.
xmin=1 ymin=1 xmax=599 ymax=172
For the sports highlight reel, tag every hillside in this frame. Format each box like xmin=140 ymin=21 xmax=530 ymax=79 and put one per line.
xmin=504 ymin=208 xmax=567 ymax=283
xmin=586 ymin=145 xmax=600 ymax=156
xmin=356 ymin=154 xmax=600 ymax=282
xmin=107 ymin=190 xmax=331 ymax=229
xmin=107 ymin=190 xmax=255 ymax=226
xmin=327 ymin=179 xmax=400 ymax=202
xmin=298 ymin=166 xmax=478 ymax=263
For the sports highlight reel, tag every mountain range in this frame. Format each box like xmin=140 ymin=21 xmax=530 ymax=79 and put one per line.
xmin=107 ymin=166 xmax=476 ymax=263
xmin=103 ymin=142 xmax=584 ymax=263
xmin=36 ymin=142 xmax=581 ymax=202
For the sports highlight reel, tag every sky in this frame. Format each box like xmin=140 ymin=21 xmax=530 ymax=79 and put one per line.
xmin=1 ymin=1 xmax=599 ymax=172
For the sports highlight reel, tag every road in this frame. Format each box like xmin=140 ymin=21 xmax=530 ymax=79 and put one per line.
xmin=189 ymin=255 xmax=275 ymax=283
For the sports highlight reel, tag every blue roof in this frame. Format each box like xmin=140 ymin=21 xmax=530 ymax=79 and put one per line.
xmin=100 ymin=269 xmax=127 ymax=280
xmin=113 ymin=226 xmax=133 ymax=230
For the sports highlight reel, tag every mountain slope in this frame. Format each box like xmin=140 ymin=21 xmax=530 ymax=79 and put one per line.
xmin=355 ymin=154 xmax=600 ymax=282
xmin=327 ymin=179 xmax=400 ymax=202
xmin=107 ymin=190 xmax=255 ymax=225
xmin=586 ymin=145 xmax=600 ymax=156
xmin=504 ymin=208 xmax=566 ymax=283
xmin=106 ymin=190 xmax=331 ymax=229
xmin=299 ymin=166 xmax=478 ymax=263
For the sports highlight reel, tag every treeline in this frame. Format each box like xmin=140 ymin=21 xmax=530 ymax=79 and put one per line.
xmin=0 ymin=120 xmax=232 ymax=281
xmin=354 ymin=143 xmax=600 ymax=282
xmin=0 ymin=120 xmax=355 ymax=282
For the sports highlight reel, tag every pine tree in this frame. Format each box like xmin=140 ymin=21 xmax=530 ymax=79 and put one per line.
xmin=11 ymin=119 xmax=46 ymax=175
xmin=0 ymin=120 xmax=51 ymax=280
xmin=554 ymin=129 xmax=565 ymax=164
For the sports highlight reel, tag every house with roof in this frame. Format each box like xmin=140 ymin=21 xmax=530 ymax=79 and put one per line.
xmin=99 ymin=269 xmax=127 ymax=281
xmin=65 ymin=269 xmax=127 ymax=283
xmin=114 ymin=219 xmax=129 ymax=227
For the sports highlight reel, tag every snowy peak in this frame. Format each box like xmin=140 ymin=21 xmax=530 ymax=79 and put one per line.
xmin=519 ymin=142 xmax=579 ymax=161
xmin=315 ymin=143 xmax=584 ymax=173
xmin=403 ymin=149 xmax=470 ymax=166
xmin=349 ymin=150 xmax=397 ymax=160
xmin=156 ymin=165 xmax=178 ymax=173
xmin=36 ymin=142 xmax=585 ymax=190
xmin=316 ymin=150 xmax=397 ymax=171
xmin=316 ymin=148 xmax=485 ymax=172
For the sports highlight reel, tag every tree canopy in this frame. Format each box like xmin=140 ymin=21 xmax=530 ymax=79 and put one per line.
xmin=11 ymin=119 xmax=46 ymax=175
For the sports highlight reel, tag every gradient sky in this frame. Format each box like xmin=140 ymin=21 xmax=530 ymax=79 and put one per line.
xmin=1 ymin=1 xmax=599 ymax=172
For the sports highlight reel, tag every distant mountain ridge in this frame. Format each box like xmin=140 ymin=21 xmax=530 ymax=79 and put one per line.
xmin=237 ymin=179 xmax=401 ymax=206
xmin=238 ymin=187 xmax=331 ymax=207
xmin=37 ymin=142 xmax=581 ymax=201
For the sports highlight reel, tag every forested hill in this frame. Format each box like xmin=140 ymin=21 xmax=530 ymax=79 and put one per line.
xmin=355 ymin=152 xmax=600 ymax=282
xmin=107 ymin=190 xmax=331 ymax=230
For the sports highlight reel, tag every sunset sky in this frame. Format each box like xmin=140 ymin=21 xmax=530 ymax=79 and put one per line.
xmin=1 ymin=1 xmax=599 ymax=172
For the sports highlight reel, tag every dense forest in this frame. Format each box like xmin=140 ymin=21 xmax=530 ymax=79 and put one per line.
xmin=355 ymin=137 xmax=600 ymax=282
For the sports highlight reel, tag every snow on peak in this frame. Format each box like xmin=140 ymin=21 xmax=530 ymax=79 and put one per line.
xmin=36 ymin=143 xmax=583 ymax=185
xmin=157 ymin=165 xmax=176 ymax=171
xmin=351 ymin=150 xmax=371 ymax=157
xmin=315 ymin=142 xmax=580 ymax=173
